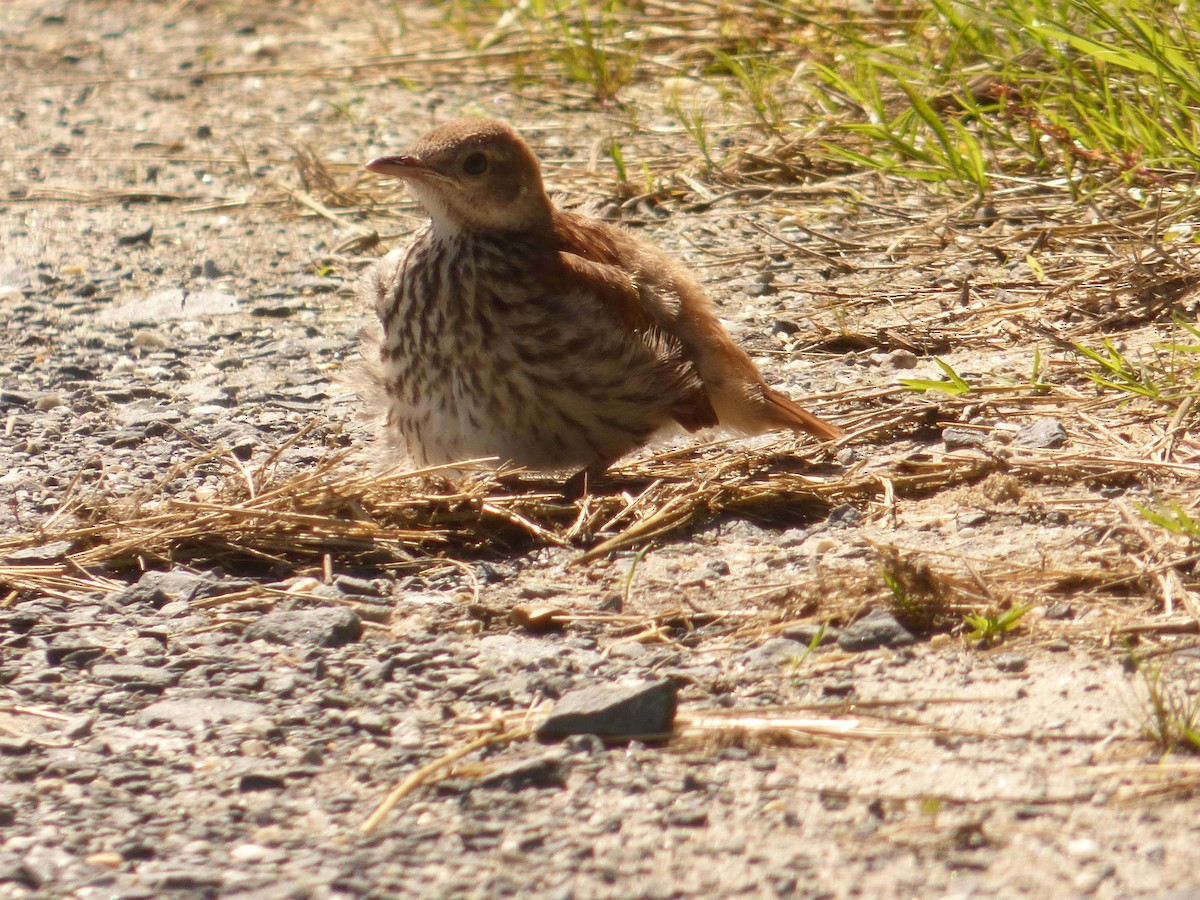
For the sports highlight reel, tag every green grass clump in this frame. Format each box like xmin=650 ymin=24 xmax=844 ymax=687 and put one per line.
xmin=1137 ymin=661 xmax=1200 ymax=756
xmin=801 ymin=0 xmax=1200 ymax=195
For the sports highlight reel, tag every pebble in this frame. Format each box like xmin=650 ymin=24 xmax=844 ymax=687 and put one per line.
xmin=992 ymin=653 xmax=1028 ymax=673
xmin=138 ymin=698 xmax=267 ymax=730
xmin=837 ymin=609 xmax=916 ymax=652
xmin=3 ymin=540 xmax=73 ymax=565
xmin=479 ymin=753 xmax=566 ymax=790
xmin=537 ymin=679 xmax=678 ymax=739
xmin=744 ymin=637 xmax=809 ymax=672
xmin=229 ymin=844 xmax=270 ymax=864
xmin=1013 ymin=418 xmax=1068 ymax=448
xmin=943 ymin=426 xmax=988 ymax=449
xmin=242 ymin=607 xmax=363 ymax=647
xmin=90 ymin=664 xmax=177 ymax=690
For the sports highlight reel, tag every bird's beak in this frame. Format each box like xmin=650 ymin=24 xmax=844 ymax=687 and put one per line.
xmin=365 ymin=154 xmax=451 ymax=183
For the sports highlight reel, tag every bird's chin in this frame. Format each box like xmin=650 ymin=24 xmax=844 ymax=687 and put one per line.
xmin=405 ymin=184 xmax=466 ymax=237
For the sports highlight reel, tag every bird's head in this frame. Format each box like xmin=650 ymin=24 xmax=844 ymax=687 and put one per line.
xmin=365 ymin=118 xmax=553 ymax=236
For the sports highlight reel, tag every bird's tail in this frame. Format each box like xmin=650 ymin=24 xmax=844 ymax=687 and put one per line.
xmin=761 ymin=386 xmax=844 ymax=441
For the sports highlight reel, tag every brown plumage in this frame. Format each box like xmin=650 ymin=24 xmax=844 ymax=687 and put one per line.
xmin=360 ymin=117 xmax=842 ymax=478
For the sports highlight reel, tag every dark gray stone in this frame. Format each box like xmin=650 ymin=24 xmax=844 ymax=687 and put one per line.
xmin=1013 ymin=418 xmax=1067 ymax=448
xmin=479 ymin=753 xmax=566 ymax=790
xmin=943 ymin=426 xmax=988 ymax=449
xmin=993 ymin=653 xmax=1029 ymax=673
xmin=745 ymin=637 xmax=809 ymax=672
xmin=115 ymin=569 xmax=254 ymax=607
xmin=536 ymin=678 xmax=677 ymax=740
xmin=243 ymin=606 xmax=362 ymax=647
xmin=837 ymin=609 xmax=916 ymax=652
xmin=3 ymin=540 xmax=74 ymax=564
xmin=90 ymin=664 xmax=177 ymax=689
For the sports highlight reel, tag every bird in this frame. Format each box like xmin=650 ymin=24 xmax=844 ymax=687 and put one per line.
xmin=359 ymin=117 xmax=842 ymax=487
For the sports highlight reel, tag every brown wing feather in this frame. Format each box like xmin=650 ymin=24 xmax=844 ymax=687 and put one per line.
xmin=552 ymin=238 xmax=718 ymax=432
xmin=553 ymin=209 xmax=841 ymax=441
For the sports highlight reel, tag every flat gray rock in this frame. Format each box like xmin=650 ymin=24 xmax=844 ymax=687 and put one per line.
xmin=138 ymin=698 xmax=266 ymax=730
xmin=837 ymin=609 xmax=916 ymax=652
xmin=1013 ymin=418 xmax=1067 ymax=448
xmin=536 ymin=678 xmax=677 ymax=740
xmin=242 ymin=607 xmax=362 ymax=647
xmin=90 ymin=664 xmax=177 ymax=690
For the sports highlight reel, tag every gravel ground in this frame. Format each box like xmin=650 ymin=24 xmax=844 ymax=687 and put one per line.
xmin=3 ymin=3 xmax=1200 ymax=899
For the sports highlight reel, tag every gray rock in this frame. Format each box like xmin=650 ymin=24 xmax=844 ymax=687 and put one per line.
xmin=837 ymin=609 xmax=916 ymax=652
xmin=243 ymin=606 xmax=362 ymax=647
xmin=479 ymin=752 xmax=566 ymax=790
xmin=1045 ymin=602 xmax=1074 ymax=620
xmin=117 ymin=224 xmax=154 ymax=246
xmin=334 ymin=574 xmax=385 ymax=597
xmin=536 ymin=678 xmax=677 ymax=740
xmin=138 ymin=697 xmax=266 ymax=730
xmin=1013 ymin=418 xmax=1067 ymax=448
xmin=664 ymin=803 xmax=709 ymax=827
xmin=993 ymin=653 xmax=1029 ymax=673
xmin=826 ymin=504 xmax=862 ymax=528
xmin=884 ymin=349 xmax=920 ymax=370
xmin=115 ymin=569 xmax=253 ymax=607
xmin=943 ymin=426 xmax=988 ymax=449
xmin=745 ymin=637 xmax=809 ymax=672
xmin=90 ymin=664 xmax=177 ymax=690
xmin=3 ymin=540 xmax=74 ymax=564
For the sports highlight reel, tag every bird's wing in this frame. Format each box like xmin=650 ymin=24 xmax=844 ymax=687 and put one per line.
xmin=551 ymin=219 xmax=719 ymax=431
xmin=552 ymin=211 xmax=842 ymax=441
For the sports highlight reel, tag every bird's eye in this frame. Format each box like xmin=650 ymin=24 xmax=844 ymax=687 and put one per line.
xmin=462 ymin=152 xmax=488 ymax=176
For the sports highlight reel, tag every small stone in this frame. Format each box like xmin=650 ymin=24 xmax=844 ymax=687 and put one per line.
xmin=91 ymin=664 xmax=176 ymax=689
xmin=138 ymin=698 xmax=265 ymax=730
xmin=664 ymin=804 xmax=709 ymax=827
xmin=117 ymin=224 xmax=154 ymax=246
xmin=1045 ymin=603 xmax=1074 ymax=620
xmin=480 ymin=753 xmax=566 ymax=790
xmin=243 ymin=607 xmax=362 ymax=647
xmin=229 ymin=844 xmax=270 ymax=863
xmin=333 ymin=574 xmax=384 ymax=597
xmin=4 ymin=540 xmax=73 ymax=564
xmin=537 ymin=679 xmax=677 ymax=740
xmin=957 ymin=510 xmax=989 ymax=528
xmin=826 ymin=504 xmax=862 ymax=528
xmin=1013 ymin=418 xmax=1067 ymax=449
xmin=943 ymin=426 xmax=988 ymax=449
xmin=1073 ymin=864 xmax=1115 ymax=895
xmin=238 ymin=773 xmax=287 ymax=792
xmin=993 ymin=653 xmax=1028 ymax=673
xmin=772 ymin=318 xmax=803 ymax=336
xmin=1067 ymin=837 xmax=1100 ymax=860
xmin=84 ymin=852 xmax=125 ymax=868
xmin=884 ymin=350 xmax=919 ymax=370
xmin=837 ymin=609 xmax=915 ymax=652
xmin=744 ymin=637 xmax=808 ymax=672
xmin=0 ymin=736 xmax=33 ymax=755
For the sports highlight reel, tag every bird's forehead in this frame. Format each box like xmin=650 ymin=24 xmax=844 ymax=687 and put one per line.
xmin=410 ymin=118 xmax=520 ymax=158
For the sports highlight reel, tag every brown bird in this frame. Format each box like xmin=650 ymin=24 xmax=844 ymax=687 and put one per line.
xmin=360 ymin=118 xmax=842 ymax=483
